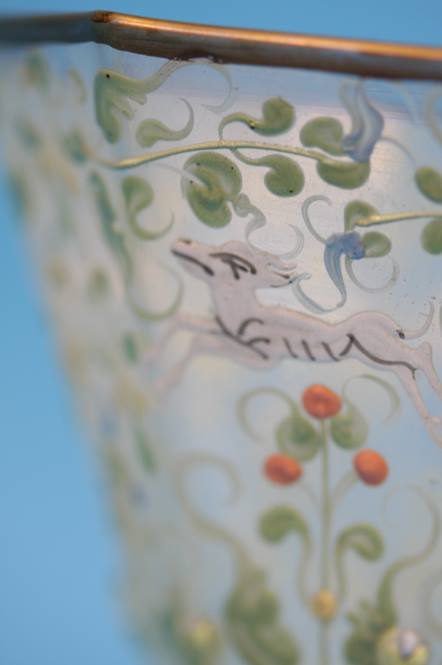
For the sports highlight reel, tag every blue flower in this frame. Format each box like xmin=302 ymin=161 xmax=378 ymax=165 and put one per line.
xmin=292 ymin=232 xmax=365 ymax=313
xmin=324 ymin=231 xmax=365 ymax=301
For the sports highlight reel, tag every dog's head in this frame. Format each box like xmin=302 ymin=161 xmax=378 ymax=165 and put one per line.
xmin=171 ymin=238 xmax=297 ymax=290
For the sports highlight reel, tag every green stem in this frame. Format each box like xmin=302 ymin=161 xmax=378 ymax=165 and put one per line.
xmin=330 ymin=470 xmax=358 ymax=515
xmin=319 ymin=623 xmax=330 ymax=665
xmin=319 ymin=420 xmax=331 ymax=665
xmin=356 ymin=209 xmax=442 ymax=227
xmin=320 ymin=421 xmax=331 ymax=590
xmin=94 ymin=139 xmax=336 ymax=171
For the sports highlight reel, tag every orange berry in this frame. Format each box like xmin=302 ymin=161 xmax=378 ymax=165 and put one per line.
xmin=353 ymin=449 xmax=389 ymax=486
xmin=302 ymin=384 xmax=342 ymax=419
xmin=264 ymin=454 xmax=303 ymax=485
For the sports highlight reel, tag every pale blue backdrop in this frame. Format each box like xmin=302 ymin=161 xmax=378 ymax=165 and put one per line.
xmin=0 ymin=2 xmax=441 ymax=664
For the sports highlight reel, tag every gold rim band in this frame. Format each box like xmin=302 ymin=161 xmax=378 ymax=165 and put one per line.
xmin=0 ymin=10 xmax=441 ymax=80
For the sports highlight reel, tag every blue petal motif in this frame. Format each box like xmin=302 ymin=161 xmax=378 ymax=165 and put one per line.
xmin=340 ymin=81 xmax=384 ymax=162
xmin=324 ymin=232 xmax=365 ymax=303
xmin=292 ymin=232 xmax=365 ymax=313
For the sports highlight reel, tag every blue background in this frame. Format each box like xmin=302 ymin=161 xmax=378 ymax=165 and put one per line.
xmin=0 ymin=2 xmax=441 ymax=664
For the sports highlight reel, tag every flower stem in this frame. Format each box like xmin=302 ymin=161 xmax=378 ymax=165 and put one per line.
xmin=95 ymin=139 xmax=335 ymax=170
xmin=319 ymin=420 xmax=331 ymax=665
xmin=331 ymin=470 xmax=358 ymax=514
xmin=320 ymin=421 xmax=331 ymax=590
xmin=319 ymin=623 xmax=330 ymax=665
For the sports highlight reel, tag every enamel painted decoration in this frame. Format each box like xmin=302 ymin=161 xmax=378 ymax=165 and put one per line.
xmin=1 ymin=18 xmax=441 ymax=665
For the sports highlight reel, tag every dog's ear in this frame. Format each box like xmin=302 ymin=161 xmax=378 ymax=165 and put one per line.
xmin=219 ymin=241 xmax=256 ymax=260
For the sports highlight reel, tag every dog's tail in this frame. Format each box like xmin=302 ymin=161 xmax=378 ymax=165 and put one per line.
xmin=402 ymin=302 xmax=434 ymax=339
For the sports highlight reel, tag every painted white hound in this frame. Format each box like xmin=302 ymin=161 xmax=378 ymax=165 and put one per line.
xmin=147 ymin=237 xmax=442 ymax=447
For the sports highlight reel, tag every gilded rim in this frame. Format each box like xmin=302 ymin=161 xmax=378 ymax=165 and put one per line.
xmin=0 ymin=10 xmax=442 ymax=80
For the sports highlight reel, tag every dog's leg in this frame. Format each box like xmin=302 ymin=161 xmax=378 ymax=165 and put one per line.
xmin=150 ymin=337 xmax=200 ymax=397
xmin=151 ymin=334 xmax=269 ymax=398
xmin=391 ymin=365 xmax=442 ymax=448
xmin=364 ymin=334 xmax=442 ymax=404
xmin=144 ymin=313 xmax=216 ymax=364
xmin=412 ymin=342 xmax=442 ymax=401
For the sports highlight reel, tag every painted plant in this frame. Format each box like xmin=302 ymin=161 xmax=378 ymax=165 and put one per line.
xmin=237 ymin=380 xmax=439 ymax=665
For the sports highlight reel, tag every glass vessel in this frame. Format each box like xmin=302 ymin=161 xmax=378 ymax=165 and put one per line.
xmin=1 ymin=12 xmax=442 ymax=665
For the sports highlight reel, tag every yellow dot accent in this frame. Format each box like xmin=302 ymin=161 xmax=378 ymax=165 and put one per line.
xmin=311 ymin=589 xmax=337 ymax=621
xmin=187 ymin=620 xmax=218 ymax=649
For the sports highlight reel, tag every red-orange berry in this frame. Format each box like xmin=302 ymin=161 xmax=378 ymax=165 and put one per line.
xmin=353 ymin=449 xmax=389 ymax=486
xmin=302 ymin=384 xmax=342 ymax=420
xmin=264 ymin=454 xmax=303 ymax=485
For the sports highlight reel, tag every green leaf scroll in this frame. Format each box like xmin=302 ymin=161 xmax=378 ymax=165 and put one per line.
xmin=95 ymin=61 xmax=235 ymax=144
xmin=24 ymin=52 xmax=50 ymax=92
xmin=260 ymin=506 xmax=309 ymax=544
xmin=259 ymin=506 xmax=312 ymax=606
xmin=421 ymin=218 xmax=442 ymax=255
xmin=95 ymin=71 xmax=148 ymax=143
xmin=220 ymin=97 xmax=295 ymax=136
xmin=122 ymin=175 xmax=173 ymax=240
xmin=121 ymin=332 xmax=139 ymax=364
xmin=415 ymin=166 xmax=442 ymax=203
xmin=182 ymin=152 xmax=242 ymax=227
xmin=89 ymin=173 xmax=181 ymax=321
xmin=330 ymin=399 xmax=368 ymax=450
xmin=344 ymin=600 xmax=394 ymax=665
xmin=300 ymin=116 xmax=345 ymax=156
xmin=260 ymin=155 xmax=304 ymax=197
xmin=415 ymin=166 xmax=442 ymax=256
xmin=88 ymin=171 xmax=131 ymax=279
xmin=335 ymin=524 xmax=384 ymax=604
xmin=94 ymin=61 xmax=185 ymax=143
xmin=87 ymin=269 xmax=109 ymax=300
xmin=344 ymin=200 xmax=378 ymax=230
xmin=62 ymin=130 xmax=89 ymax=164
xmin=317 ymin=160 xmax=370 ymax=189
xmin=135 ymin=100 xmax=194 ymax=148
xmin=361 ymin=231 xmax=391 ymax=258
xmin=336 ymin=524 xmax=384 ymax=562
xmin=234 ymin=152 xmax=304 ymax=198
xmin=15 ymin=119 xmax=42 ymax=149
xmin=134 ymin=426 xmax=156 ymax=473
xmin=225 ymin=569 xmax=300 ymax=665
xmin=276 ymin=407 xmax=321 ymax=461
